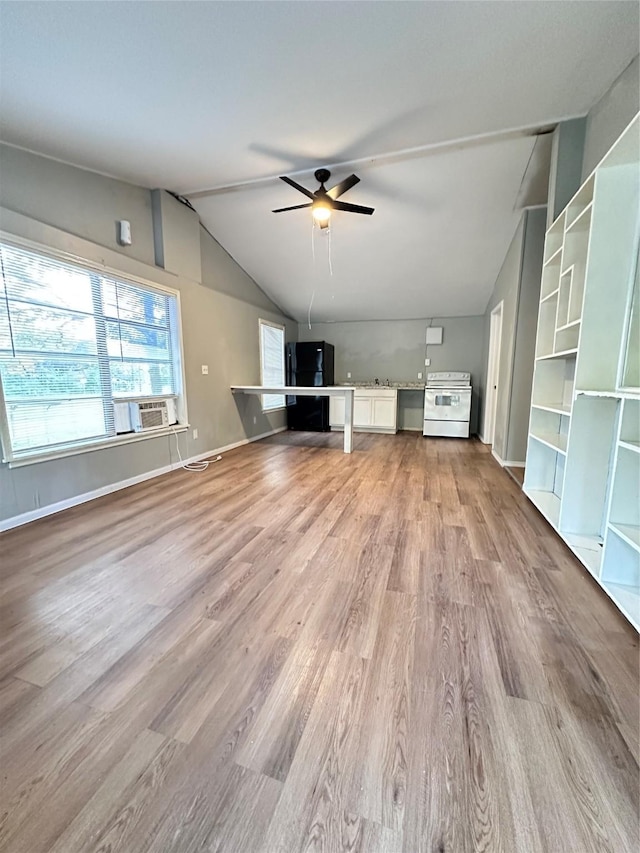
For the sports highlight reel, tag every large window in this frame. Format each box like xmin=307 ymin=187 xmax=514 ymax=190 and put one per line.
xmin=259 ymin=319 xmax=285 ymax=411
xmin=0 ymin=239 xmax=184 ymax=463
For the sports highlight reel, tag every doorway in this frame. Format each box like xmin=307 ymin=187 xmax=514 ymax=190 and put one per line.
xmin=483 ymin=301 xmax=503 ymax=446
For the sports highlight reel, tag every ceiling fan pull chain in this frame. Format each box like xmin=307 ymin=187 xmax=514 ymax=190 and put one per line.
xmin=307 ymin=289 xmax=315 ymax=330
xmin=328 ymin=225 xmax=333 ymax=277
xmin=311 ymin=217 xmax=316 ymax=263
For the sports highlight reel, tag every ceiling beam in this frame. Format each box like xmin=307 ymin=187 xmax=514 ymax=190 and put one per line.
xmin=182 ymin=116 xmax=579 ymax=199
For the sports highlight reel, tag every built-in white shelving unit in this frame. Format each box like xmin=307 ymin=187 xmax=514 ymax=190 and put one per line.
xmin=524 ymin=114 xmax=640 ymax=631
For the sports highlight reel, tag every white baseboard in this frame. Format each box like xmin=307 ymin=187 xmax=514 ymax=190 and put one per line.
xmin=491 ymin=448 xmax=525 ymax=468
xmin=0 ymin=426 xmax=287 ymax=533
xmin=477 ymin=433 xmax=490 ymax=444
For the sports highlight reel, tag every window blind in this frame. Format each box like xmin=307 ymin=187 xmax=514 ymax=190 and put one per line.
xmin=259 ymin=320 xmax=285 ymax=410
xmin=0 ymin=241 xmax=180 ymax=460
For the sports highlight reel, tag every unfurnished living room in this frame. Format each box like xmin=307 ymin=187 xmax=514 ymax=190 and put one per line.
xmin=0 ymin=2 xmax=638 ymax=851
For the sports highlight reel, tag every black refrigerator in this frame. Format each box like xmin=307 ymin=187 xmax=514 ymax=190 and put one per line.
xmin=286 ymin=341 xmax=335 ymax=431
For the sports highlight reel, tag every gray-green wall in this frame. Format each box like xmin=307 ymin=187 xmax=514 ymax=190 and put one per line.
xmin=547 ymin=118 xmax=586 ymax=227
xmin=298 ymin=316 xmax=485 ymax=433
xmin=0 ymin=144 xmax=296 ymax=526
xmin=506 ymin=208 xmax=546 ymax=462
xmin=480 ymin=217 xmax=525 ymax=457
xmin=480 ymin=208 xmax=545 ymax=464
xmin=582 ymin=54 xmax=639 ymax=181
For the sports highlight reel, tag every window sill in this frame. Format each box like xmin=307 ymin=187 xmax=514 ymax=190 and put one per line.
xmin=5 ymin=424 xmax=189 ymax=469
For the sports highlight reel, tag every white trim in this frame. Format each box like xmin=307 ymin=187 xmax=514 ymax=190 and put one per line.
xmin=483 ymin=301 xmax=504 ymax=447
xmin=0 ymin=426 xmax=287 ymax=532
xmin=491 ymin=448 xmax=525 ymax=468
xmin=258 ymin=318 xmax=286 ymax=412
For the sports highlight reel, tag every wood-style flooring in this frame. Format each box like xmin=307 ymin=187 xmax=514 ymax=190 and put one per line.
xmin=505 ymin=465 xmax=525 ymax=486
xmin=0 ymin=432 xmax=638 ymax=852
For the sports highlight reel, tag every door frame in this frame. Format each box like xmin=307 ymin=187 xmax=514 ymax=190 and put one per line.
xmin=483 ymin=301 xmax=503 ymax=445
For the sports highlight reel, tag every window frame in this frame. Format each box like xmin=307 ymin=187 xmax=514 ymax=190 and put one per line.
xmin=0 ymin=232 xmax=189 ymax=467
xmin=258 ymin=318 xmax=286 ymax=412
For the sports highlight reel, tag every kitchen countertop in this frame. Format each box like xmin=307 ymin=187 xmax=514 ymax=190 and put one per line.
xmin=339 ymin=382 xmax=425 ymax=391
xmin=231 ymin=385 xmax=357 ymax=453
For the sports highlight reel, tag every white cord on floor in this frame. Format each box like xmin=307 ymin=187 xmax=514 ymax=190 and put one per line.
xmin=171 ymin=426 xmax=222 ymax=472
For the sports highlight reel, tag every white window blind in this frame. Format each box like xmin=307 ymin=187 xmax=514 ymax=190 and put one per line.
xmin=0 ymin=240 xmax=181 ymax=461
xmin=259 ymin=320 xmax=285 ymax=410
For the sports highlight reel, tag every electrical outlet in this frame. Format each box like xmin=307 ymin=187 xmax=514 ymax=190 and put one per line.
xmin=193 ymin=428 xmax=198 ymax=440
xmin=347 ymin=371 xmax=351 ymax=378
xmin=201 ymin=364 xmax=209 ymax=375
xmin=425 ymin=358 xmax=431 ymax=366
xmin=253 ymin=416 xmax=257 ymax=425
xmin=417 ymin=372 xmax=423 ymax=380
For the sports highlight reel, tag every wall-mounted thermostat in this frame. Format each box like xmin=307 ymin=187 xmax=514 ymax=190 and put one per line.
xmin=426 ymin=326 xmax=443 ymax=345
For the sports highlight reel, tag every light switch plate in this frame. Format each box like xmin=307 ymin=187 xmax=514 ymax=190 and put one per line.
xmin=425 ymin=358 xmax=431 ymax=366
xmin=417 ymin=372 xmax=423 ymax=380
xmin=347 ymin=371 xmax=351 ymax=378
xmin=201 ymin=365 xmax=209 ymax=375
xmin=193 ymin=428 xmax=198 ymax=439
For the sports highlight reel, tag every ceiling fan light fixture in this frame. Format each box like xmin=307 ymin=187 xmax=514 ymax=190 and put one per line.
xmin=312 ymin=202 xmax=332 ymax=223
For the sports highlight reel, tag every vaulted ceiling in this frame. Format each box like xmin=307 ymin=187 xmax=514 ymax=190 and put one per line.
xmin=1 ymin=1 xmax=637 ymax=321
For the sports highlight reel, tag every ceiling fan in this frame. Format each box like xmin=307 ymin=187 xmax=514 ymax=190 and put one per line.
xmin=272 ymin=169 xmax=374 ymax=228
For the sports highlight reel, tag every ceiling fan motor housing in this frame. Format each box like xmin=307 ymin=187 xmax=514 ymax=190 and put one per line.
xmin=314 ymin=168 xmax=331 ymax=187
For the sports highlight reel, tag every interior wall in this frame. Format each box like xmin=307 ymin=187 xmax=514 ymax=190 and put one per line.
xmin=480 ymin=217 xmax=525 ymax=459
xmin=547 ymin=118 xmax=586 ymax=227
xmin=479 ymin=208 xmax=545 ymax=464
xmin=0 ymin=144 xmax=157 ymax=267
xmin=505 ymin=208 xmax=546 ymax=463
xmin=582 ymin=54 xmax=640 ymax=180
xmin=298 ymin=316 xmax=485 ymax=433
xmin=0 ymin=146 xmax=296 ymax=525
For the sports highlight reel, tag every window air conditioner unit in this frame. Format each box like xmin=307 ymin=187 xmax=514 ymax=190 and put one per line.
xmin=129 ymin=400 xmax=170 ymax=432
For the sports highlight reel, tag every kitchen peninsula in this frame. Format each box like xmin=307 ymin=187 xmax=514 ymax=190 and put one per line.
xmin=231 ymin=385 xmax=356 ymax=452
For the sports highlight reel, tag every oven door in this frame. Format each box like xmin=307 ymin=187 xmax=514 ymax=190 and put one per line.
xmin=424 ymin=388 xmax=471 ymax=421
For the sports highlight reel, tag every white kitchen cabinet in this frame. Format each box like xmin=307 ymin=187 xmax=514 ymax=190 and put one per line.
xmin=329 ymin=395 xmax=345 ymax=425
xmin=330 ymin=388 xmax=397 ymax=433
xmin=354 ymin=396 xmax=373 ymax=426
xmin=372 ymin=396 xmax=397 ymax=429
xmin=524 ymin=113 xmax=640 ymax=631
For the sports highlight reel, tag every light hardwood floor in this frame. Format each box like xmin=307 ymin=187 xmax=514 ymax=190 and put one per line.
xmin=0 ymin=432 xmax=638 ymax=852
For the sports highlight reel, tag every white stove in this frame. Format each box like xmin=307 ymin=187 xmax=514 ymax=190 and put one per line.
xmin=423 ymin=371 xmax=472 ymax=438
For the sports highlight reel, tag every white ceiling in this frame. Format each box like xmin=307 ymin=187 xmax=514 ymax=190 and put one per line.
xmin=0 ymin=2 xmax=638 ymax=322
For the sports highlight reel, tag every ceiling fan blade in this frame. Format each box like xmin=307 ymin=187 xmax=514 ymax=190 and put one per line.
xmin=272 ymin=203 xmax=313 ymax=213
xmin=279 ymin=176 xmax=315 ymax=199
xmin=327 ymin=174 xmax=360 ymax=200
xmin=332 ymin=200 xmax=375 ymax=215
